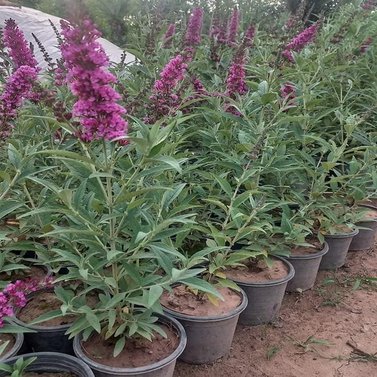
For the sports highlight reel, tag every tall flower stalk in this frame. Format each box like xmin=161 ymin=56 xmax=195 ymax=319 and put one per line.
xmin=3 ymin=19 xmax=38 ymax=70
xmin=227 ymin=8 xmax=240 ymax=46
xmin=282 ymin=22 xmax=319 ymax=62
xmin=163 ymin=23 xmax=176 ymax=48
xmin=60 ymin=19 xmax=128 ymax=143
xmin=184 ymin=7 xmax=204 ymax=47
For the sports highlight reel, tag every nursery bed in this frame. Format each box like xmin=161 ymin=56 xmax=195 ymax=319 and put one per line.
xmin=175 ymin=243 xmax=377 ymax=377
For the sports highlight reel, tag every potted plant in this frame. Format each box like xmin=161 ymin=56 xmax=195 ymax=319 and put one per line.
xmin=0 ymin=353 xmax=95 ymax=377
xmin=349 ymin=205 xmax=377 ymax=251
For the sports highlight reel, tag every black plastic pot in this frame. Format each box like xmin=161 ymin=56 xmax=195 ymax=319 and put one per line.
xmin=319 ymin=229 xmax=359 ymax=270
xmin=0 ymin=333 xmax=24 ymax=361
xmin=14 ymin=290 xmax=73 ymax=354
xmin=73 ymin=314 xmax=186 ymax=377
xmin=349 ymin=220 xmax=377 ymax=251
xmin=285 ymin=242 xmax=329 ymax=292
xmin=0 ymin=352 xmax=94 ymax=377
xmin=228 ymin=257 xmax=294 ymax=326
xmin=162 ymin=289 xmax=247 ymax=364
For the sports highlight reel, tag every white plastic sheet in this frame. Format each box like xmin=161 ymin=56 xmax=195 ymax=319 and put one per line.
xmin=0 ymin=6 xmax=134 ymax=69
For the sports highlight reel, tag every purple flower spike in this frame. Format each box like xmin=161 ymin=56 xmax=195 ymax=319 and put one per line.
xmin=361 ymin=0 xmax=377 ymax=10
xmin=227 ymin=8 xmax=240 ymax=46
xmin=280 ymin=82 xmax=297 ymax=107
xmin=3 ymin=19 xmax=38 ymax=69
xmin=360 ymin=37 xmax=373 ymax=54
xmin=60 ymin=19 xmax=128 ymax=143
xmin=185 ymin=7 xmax=204 ymax=47
xmin=226 ymin=55 xmax=247 ymax=98
xmin=0 ymin=65 xmax=38 ymax=139
xmin=243 ymin=25 xmax=256 ymax=48
xmin=283 ymin=23 xmax=319 ymax=62
xmin=163 ymin=23 xmax=176 ymax=48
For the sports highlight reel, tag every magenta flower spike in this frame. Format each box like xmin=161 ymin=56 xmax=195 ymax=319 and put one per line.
xmin=60 ymin=19 xmax=128 ymax=143
xmin=0 ymin=65 xmax=38 ymax=139
xmin=185 ymin=7 xmax=204 ymax=47
xmin=3 ymin=19 xmax=38 ymax=69
xmin=243 ymin=25 xmax=256 ymax=48
xmin=226 ymin=55 xmax=248 ymax=98
xmin=283 ymin=22 xmax=319 ymax=62
xmin=280 ymin=82 xmax=297 ymax=107
xmin=360 ymin=37 xmax=373 ymax=54
xmin=227 ymin=8 xmax=240 ymax=46
xmin=163 ymin=23 xmax=176 ymax=48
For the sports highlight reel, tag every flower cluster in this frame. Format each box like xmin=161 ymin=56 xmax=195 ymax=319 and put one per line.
xmin=3 ymin=19 xmax=38 ymax=69
xmin=0 ymin=65 xmax=38 ymax=139
xmin=227 ymin=8 xmax=240 ymax=46
xmin=243 ymin=25 xmax=256 ymax=48
xmin=226 ymin=55 xmax=248 ymax=98
xmin=361 ymin=0 xmax=377 ymax=10
xmin=360 ymin=37 xmax=373 ymax=54
xmin=147 ymin=55 xmax=188 ymax=122
xmin=185 ymin=7 xmax=204 ymax=47
xmin=163 ymin=23 xmax=176 ymax=48
xmin=280 ymin=82 xmax=297 ymax=107
xmin=283 ymin=23 xmax=319 ymax=62
xmin=60 ymin=19 xmax=128 ymax=143
xmin=210 ymin=17 xmax=227 ymax=44
xmin=0 ymin=277 xmax=53 ymax=327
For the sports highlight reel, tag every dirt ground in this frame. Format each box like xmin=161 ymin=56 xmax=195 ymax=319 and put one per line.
xmin=174 ymin=243 xmax=377 ymax=377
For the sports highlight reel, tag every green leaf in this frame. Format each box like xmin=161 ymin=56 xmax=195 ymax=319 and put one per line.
xmin=113 ymin=336 xmax=125 ymax=357
xmin=0 ymin=201 xmax=23 ymax=220
xmin=147 ymin=285 xmax=163 ymax=307
xmin=85 ymin=311 xmax=101 ymax=333
xmin=178 ymin=277 xmax=224 ymax=300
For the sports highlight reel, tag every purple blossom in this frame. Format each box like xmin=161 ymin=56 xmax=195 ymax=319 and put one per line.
xmin=280 ymin=82 xmax=297 ymax=107
xmin=361 ymin=0 xmax=377 ymax=10
xmin=147 ymin=54 xmax=188 ymax=123
xmin=226 ymin=55 xmax=248 ymax=98
xmin=185 ymin=7 xmax=204 ymax=47
xmin=210 ymin=17 xmax=227 ymax=44
xmin=0 ymin=65 xmax=38 ymax=139
xmin=3 ymin=19 xmax=38 ymax=69
xmin=0 ymin=277 xmax=52 ymax=328
xmin=163 ymin=23 xmax=176 ymax=48
xmin=283 ymin=23 xmax=319 ymax=62
xmin=60 ymin=19 xmax=128 ymax=143
xmin=360 ymin=37 xmax=373 ymax=54
xmin=227 ymin=8 xmax=240 ymax=46
xmin=243 ymin=25 xmax=255 ymax=48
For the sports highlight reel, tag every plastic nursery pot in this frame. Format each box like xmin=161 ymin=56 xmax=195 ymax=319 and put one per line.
xmin=162 ymin=289 xmax=248 ymax=365
xmin=319 ymin=229 xmax=359 ymax=270
xmin=0 ymin=333 xmax=24 ymax=361
xmin=14 ymin=290 xmax=74 ymax=355
xmin=228 ymin=256 xmax=294 ymax=326
xmin=0 ymin=352 xmax=95 ymax=377
xmin=285 ymin=242 xmax=329 ymax=292
xmin=73 ymin=314 xmax=186 ymax=377
xmin=349 ymin=217 xmax=377 ymax=251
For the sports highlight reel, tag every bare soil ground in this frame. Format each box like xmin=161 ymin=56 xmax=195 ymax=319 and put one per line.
xmin=174 ymin=243 xmax=377 ymax=377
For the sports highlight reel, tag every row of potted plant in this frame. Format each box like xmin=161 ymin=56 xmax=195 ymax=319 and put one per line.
xmin=0 ymin=1 xmax=376 ymax=376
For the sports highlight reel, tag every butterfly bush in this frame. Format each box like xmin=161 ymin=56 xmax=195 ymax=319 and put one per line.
xmin=147 ymin=54 xmax=188 ymax=122
xmin=282 ymin=23 xmax=319 ymax=62
xmin=227 ymin=8 xmax=240 ymax=46
xmin=226 ymin=54 xmax=248 ymax=98
xmin=280 ymin=82 xmax=297 ymax=107
xmin=3 ymin=19 xmax=38 ymax=70
xmin=243 ymin=25 xmax=256 ymax=48
xmin=163 ymin=23 xmax=176 ymax=48
xmin=60 ymin=19 xmax=128 ymax=143
xmin=185 ymin=7 xmax=204 ymax=47
xmin=0 ymin=277 xmax=53 ymax=327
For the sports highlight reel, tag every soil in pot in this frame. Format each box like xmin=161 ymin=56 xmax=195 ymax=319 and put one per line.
xmin=161 ymin=285 xmax=241 ymax=316
xmin=81 ymin=326 xmax=179 ymax=368
xmin=225 ymin=257 xmax=294 ymax=326
xmin=161 ymin=285 xmax=247 ymax=364
xmin=286 ymin=240 xmax=329 ymax=292
xmin=0 ymin=334 xmax=15 ymax=356
xmin=16 ymin=290 xmax=77 ymax=354
xmin=225 ymin=258 xmax=288 ymax=283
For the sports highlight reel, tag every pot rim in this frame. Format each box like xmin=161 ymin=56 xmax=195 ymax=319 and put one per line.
xmin=73 ymin=313 xmax=186 ymax=375
xmin=324 ymin=228 xmax=359 ymax=239
xmin=0 ymin=332 xmax=24 ymax=361
xmin=1 ymin=352 xmax=95 ymax=377
xmin=226 ymin=255 xmax=295 ymax=287
xmin=162 ymin=287 xmax=248 ymax=322
xmin=286 ymin=241 xmax=329 ymax=261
